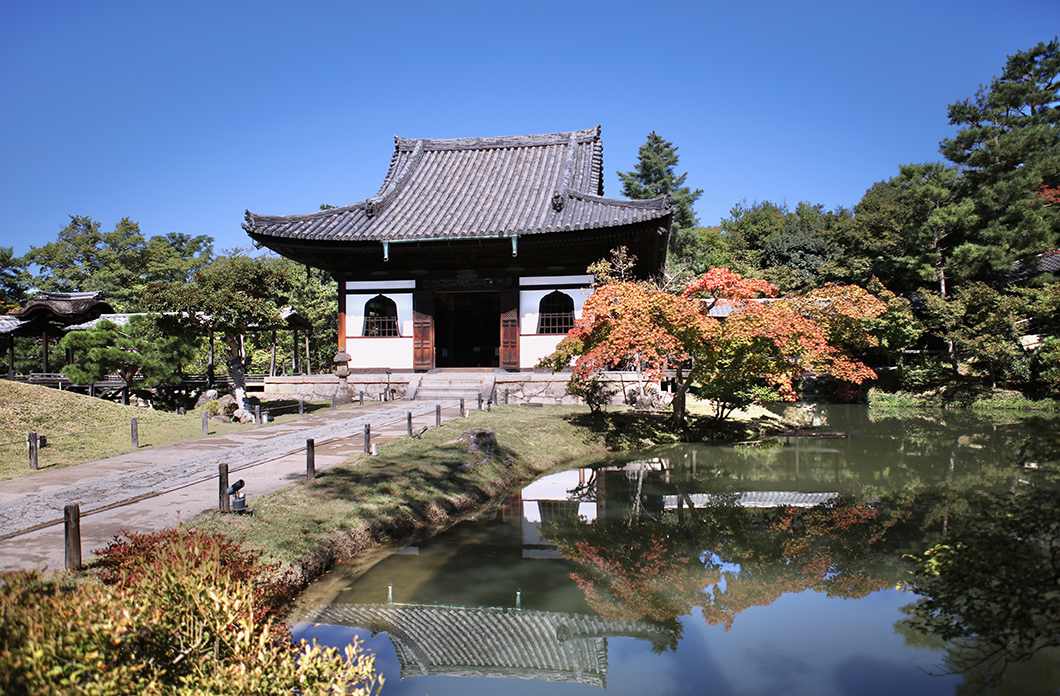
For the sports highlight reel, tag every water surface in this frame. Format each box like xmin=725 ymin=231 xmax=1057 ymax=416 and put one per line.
xmin=293 ymin=405 xmax=1060 ymax=695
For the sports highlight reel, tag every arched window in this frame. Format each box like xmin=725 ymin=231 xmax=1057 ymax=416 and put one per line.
xmin=363 ymin=295 xmax=399 ymax=337
xmin=537 ymin=290 xmax=575 ymax=334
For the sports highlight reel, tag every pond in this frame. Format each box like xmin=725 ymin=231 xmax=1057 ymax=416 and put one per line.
xmin=292 ymin=405 xmax=1060 ymax=695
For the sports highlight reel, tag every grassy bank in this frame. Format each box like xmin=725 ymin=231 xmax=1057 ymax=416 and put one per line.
xmin=189 ymin=402 xmax=790 ymax=585
xmin=191 ymin=405 xmax=607 ymax=579
xmin=868 ymin=386 xmax=1060 ymax=411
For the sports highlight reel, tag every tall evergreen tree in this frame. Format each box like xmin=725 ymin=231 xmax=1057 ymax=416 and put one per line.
xmin=619 ymin=132 xmax=703 ymax=231
xmin=941 ymin=38 xmax=1060 ymax=280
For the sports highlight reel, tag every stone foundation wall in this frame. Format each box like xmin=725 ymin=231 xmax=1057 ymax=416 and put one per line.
xmin=264 ymin=371 xmax=663 ymax=405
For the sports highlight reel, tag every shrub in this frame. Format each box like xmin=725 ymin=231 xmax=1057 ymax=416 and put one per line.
xmin=0 ymin=529 xmax=382 ymax=695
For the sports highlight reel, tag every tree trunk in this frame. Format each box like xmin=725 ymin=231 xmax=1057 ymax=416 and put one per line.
xmin=225 ymin=336 xmax=251 ymax=416
xmin=669 ymin=365 xmax=696 ymax=429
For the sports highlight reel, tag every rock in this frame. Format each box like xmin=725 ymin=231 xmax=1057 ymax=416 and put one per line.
xmin=195 ymin=389 xmax=219 ymax=408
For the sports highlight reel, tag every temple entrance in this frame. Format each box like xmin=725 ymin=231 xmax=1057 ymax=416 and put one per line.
xmin=433 ymin=291 xmax=501 ymax=368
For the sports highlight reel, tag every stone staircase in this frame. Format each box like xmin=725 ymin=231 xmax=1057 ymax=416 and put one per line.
xmin=412 ymin=371 xmax=497 ymax=402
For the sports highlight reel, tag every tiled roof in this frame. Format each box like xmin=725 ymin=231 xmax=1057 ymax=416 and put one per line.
xmin=244 ymin=126 xmax=672 ymax=244
xmin=9 ymin=291 xmax=114 ymax=321
xmin=308 ymin=602 xmax=675 ymax=686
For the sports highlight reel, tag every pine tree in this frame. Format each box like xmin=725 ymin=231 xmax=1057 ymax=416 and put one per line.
xmin=618 ymin=132 xmax=702 ymax=231
xmin=941 ymin=39 xmax=1060 ymax=280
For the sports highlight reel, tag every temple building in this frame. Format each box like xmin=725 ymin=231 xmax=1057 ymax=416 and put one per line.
xmin=243 ymin=126 xmax=672 ymax=372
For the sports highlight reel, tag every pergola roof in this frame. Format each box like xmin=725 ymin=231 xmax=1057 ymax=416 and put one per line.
xmin=243 ymin=127 xmax=672 ymax=264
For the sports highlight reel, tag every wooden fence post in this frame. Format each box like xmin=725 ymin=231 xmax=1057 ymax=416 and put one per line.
xmin=131 ymin=417 xmax=138 ymax=448
xmin=436 ymin=404 xmax=441 ymax=427
xmin=306 ymin=439 xmax=315 ymax=480
xmin=202 ymin=409 xmax=209 ymax=435
xmin=364 ymin=424 xmax=371 ymax=455
xmin=28 ymin=431 xmax=38 ymax=471
xmin=477 ymin=394 xmax=483 ymax=411
xmin=64 ymin=503 xmax=81 ymax=571
xmin=332 ymin=394 xmax=337 ymax=411
xmin=298 ymin=396 xmax=304 ymax=415
xmin=460 ymin=398 xmax=465 ymax=418
xmin=407 ymin=412 xmax=413 ymax=438
xmin=219 ymin=463 xmax=230 ymax=513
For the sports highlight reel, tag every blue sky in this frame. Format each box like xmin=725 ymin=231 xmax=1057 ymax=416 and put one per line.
xmin=2 ymin=0 xmax=1057 ymax=258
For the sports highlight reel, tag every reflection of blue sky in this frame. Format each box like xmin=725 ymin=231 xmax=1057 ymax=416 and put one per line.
xmin=294 ymin=588 xmax=963 ymax=695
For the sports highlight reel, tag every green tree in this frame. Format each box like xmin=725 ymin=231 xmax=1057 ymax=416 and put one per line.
xmin=941 ymin=39 xmax=1060 ymax=281
xmin=25 ymin=216 xmax=213 ymax=311
xmin=619 ymin=132 xmax=703 ymax=274
xmin=58 ymin=316 xmax=196 ymax=405
xmin=144 ymin=252 xmax=297 ymax=415
xmin=0 ymin=247 xmax=28 ymax=314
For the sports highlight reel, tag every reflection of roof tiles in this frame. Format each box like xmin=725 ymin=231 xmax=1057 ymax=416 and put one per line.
xmin=244 ymin=127 xmax=672 ymax=244
xmin=663 ymin=491 xmax=839 ymax=509
xmin=310 ymin=603 xmax=674 ymax=686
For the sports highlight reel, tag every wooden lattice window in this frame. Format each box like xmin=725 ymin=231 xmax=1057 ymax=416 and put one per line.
xmin=536 ymin=290 xmax=575 ymax=334
xmin=363 ymin=295 xmax=400 ymax=337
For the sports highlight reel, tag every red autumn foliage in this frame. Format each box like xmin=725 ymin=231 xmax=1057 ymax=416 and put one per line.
xmin=548 ymin=269 xmax=886 ymax=422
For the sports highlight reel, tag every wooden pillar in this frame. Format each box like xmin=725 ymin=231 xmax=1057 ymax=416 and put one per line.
xmin=305 ymin=332 xmax=311 ymax=375
xmin=336 ymin=272 xmax=347 ymax=353
xmin=8 ymin=334 xmax=14 ymax=379
xmin=41 ymin=329 xmax=49 ymax=373
xmin=500 ymin=288 xmax=520 ymax=370
xmin=292 ymin=329 xmax=299 ymax=374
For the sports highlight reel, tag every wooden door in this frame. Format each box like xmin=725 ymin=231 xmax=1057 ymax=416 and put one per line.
xmin=413 ymin=291 xmax=434 ymax=371
xmin=500 ymin=289 xmax=520 ymax=371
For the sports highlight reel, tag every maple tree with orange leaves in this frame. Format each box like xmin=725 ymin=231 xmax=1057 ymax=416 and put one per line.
xmin=543 ymin=268 xmax=886 ymax=425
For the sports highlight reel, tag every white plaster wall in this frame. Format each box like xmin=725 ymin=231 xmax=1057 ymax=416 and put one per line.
xmin=345 ymin=337 xmax=414 ymax=370
xmin=346 ymin=293 xmax=414 ymax=338
xmin=518 ymin=279 xmax=590 ymax=369
xmin=345 ymin=292 xmax=414 ymax=369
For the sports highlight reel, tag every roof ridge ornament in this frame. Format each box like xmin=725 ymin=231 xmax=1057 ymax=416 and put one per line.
xmin=551 ymin=132 xmax=578 ymax=212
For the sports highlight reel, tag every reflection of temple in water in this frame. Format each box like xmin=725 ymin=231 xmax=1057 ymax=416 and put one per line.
xmin=300 ymin=460 xmax=836 ymax=687
xmin=309 ymin=602 xmax=674 ymax=687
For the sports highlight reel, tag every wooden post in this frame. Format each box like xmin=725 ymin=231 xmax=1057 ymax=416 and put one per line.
xmin=131 ymin=417 xmax=138 ymax=448
xmin=460 ymin=398 xmax=465 ymax=418
xmin=504 ymin=389 xmax=509 ymax=405
xmin=298 ymin=396 xmax=304 ymax=415
xmin=359 ymin=391 xmax=364 ymax=406
xmin=436 ymin=403 xmax=441 ymax=427
xmin=364 ymin=424 xmax=371 ymax=455
xmin=331 ymin=393 xmax=337 ymax=411
xmin=255 ymin=404 xmax=261 ymax=424
xmin=28 ymin=431 xmax=38 ymax=470
xmin=219 ymin=463 xmax=230 ymax=513
xmin=306 ymin=439 xmax=315 ymax=480
xmin=64 ymin=503 xmax=81 ymax=571
xmin=478 ymin=394 xmax=483 ymax=411
xmin=407 ymin=412 xmax=413 ymax=437
xmin=202 ymin=409 xmax=209 ymax=435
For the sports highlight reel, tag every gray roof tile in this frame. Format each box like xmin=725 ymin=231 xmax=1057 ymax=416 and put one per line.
xmin=244 ymin=126 xmax=671 ymax=243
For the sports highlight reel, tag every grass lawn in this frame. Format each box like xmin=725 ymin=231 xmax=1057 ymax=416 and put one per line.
xmin=0 ymin=381 xmax=345 ymax=481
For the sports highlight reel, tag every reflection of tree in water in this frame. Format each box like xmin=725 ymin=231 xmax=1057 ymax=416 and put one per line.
xmin=900 ymin=479 xmax=1060 ymax=690
xmin=543 ymin=495 xmax=911 ymax=635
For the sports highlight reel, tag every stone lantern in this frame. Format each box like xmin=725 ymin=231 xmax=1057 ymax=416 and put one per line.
xmin=333 ymin=350 xmax=352 ymax=403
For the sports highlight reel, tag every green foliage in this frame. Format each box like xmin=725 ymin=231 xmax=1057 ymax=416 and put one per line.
xmin=0 ymin=246 xmax=28 ymax=314
xmin=564 ymin=373 xmax=618 ymax=414
xmin=0 ymin=529 xmax=382 ymax=695
xmin=24 ymin=216 xmax=213 ymax=311
xmin=58 ymin=316 xmax=197 ymax=395
xmin=618 ymin=131 xmax=702 ymax=232
xmin=941 ymin=39 xmax=1060 ymax=280
xmin=902 ymin=485 xmax=1060 ymax=681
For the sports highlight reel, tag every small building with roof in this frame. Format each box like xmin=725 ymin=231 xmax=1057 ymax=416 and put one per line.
xmin=243 ymin=126 xmax=672 ymax=373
